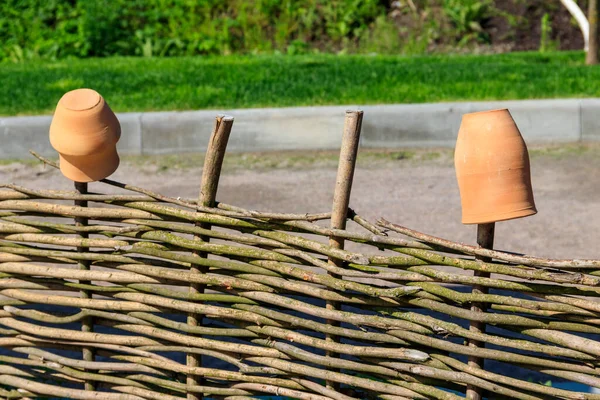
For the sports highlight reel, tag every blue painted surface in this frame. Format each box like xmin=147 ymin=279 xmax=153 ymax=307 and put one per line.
xmin=440 ymin=381 xmax=598 ymax=398
xmin=554 ymin=381 xmax=597 ymax=392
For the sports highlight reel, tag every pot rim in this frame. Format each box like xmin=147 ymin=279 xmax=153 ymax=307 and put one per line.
xmin=462 ymin=206 xmax=537 ymax=224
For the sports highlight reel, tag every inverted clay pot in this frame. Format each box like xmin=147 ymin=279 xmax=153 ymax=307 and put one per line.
xmin=454 ymin=109 xmax=537 ymax=224
xmin=49 ymin=88 xmax=120 ymax=182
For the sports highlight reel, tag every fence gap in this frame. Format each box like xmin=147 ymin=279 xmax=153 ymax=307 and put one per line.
xmin=326 ymin=110 xmax=363 ymax=390
xmin=466 ymin=222 xmax=495 ymax=400
xmin=74 ymin=181 xmax=95 ymax=391
xmin=187 ymin=115 xmax=234 ymax=400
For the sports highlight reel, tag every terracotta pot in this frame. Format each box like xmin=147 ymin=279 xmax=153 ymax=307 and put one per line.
xmin=49 ymin=88 xmax=120 ymax=182
xmin=454 ymin=109 xmax=537 ymax=224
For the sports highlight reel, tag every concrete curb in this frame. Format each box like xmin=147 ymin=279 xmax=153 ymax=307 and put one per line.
xmin=0 ymin=98 xmax=598 ymax=159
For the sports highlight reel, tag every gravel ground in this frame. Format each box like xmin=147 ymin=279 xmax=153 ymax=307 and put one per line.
xmin=3 ymin=143 xmax=598 ymax=260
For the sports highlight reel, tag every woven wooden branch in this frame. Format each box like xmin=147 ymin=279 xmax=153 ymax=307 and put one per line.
xmin=0 ymin=183 xmax=599 ymax=400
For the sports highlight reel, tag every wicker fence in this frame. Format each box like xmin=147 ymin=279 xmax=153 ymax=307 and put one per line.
xmin=1 ymin=113 xmax=600 ymax=400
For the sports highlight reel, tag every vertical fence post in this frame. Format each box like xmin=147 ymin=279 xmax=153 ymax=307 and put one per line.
xmin=466 ymin=222 xmax=495 ymax=400
xmin=187 ymin=115 xmax=234 ymax=400
xmin=326 ymin=110 xmax=363 ymax=390
xmin=74 ymin=181 xmax=94 ymax=392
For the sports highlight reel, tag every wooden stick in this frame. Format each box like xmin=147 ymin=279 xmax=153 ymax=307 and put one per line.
xmin=326 ymin=110 xmax=363 ymax=390
xmin=74 ymin=181 xmax=95 ymax=392
xmin=188 ymin=115 xmax=234 ymax=400
xmin=466 ymin=222 xmax=495 ymax=400
xmin=377 ymin=218 xmax=600 ymax=269
xmin=4 ymin=179 xmax=332 ymax=222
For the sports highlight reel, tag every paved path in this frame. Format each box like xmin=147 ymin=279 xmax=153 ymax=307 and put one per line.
xmin=2 ymin=98 xmax=600 ymax=158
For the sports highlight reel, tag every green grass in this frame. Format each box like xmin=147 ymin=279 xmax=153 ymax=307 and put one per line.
xmin=1 ymin=51 xmax=599 ymax=116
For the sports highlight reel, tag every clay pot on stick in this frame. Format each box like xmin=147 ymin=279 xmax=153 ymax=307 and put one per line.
xmin=49 ymin=88 xmax=120 ymax=183
xmin=454 ymin=108 xmax=537 ymax=225
xmin=454 ymin=108 xmax=537 ymax=400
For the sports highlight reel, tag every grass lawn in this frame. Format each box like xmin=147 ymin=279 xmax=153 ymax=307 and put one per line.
xmin=1 ymin=51 xmax=599 ymax=116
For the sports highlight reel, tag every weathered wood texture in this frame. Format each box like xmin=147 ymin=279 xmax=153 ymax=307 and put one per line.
xmin=0 ymin=150 xmax=598 ymax=399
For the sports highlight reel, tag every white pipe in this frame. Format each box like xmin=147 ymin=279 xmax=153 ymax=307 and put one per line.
xmin=560 ymin=0 xmax=590 ymax=50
